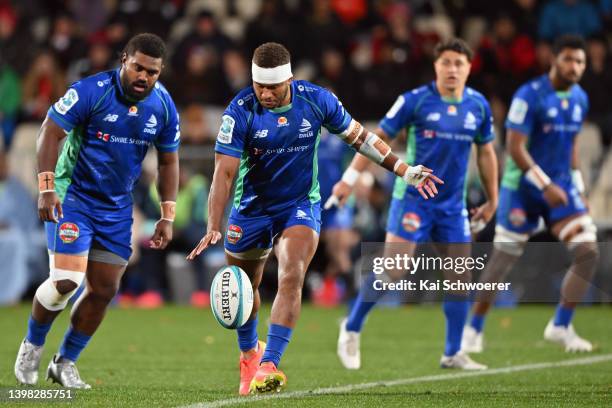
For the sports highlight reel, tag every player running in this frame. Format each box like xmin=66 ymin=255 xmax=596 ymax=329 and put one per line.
xmin=463 ymin=35 xmax=599 ymax=354
xmin=187 ymin=42 xmax=442 ymax=395
xmin=14 ymin=34 xmax=180 ymax=388
xmin=332 ymin=38 xmax=498 ymax=370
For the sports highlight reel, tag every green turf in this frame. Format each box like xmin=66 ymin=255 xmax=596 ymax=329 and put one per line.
xmin=1 ymin=304 xmax=611 ymax=407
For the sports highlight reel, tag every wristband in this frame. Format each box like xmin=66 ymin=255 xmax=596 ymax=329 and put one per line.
xmin=571 ymin=169 xmax=585 ymax=194
xmin=38 ymin=172 xmax=55 ymax=193
xmin=341 ymin=167 xmax=361 ymax=187
xmin=160 ymin=201 xmax=176 ymax=222
xmin=525 ymin=165 xmax=551 ymax=191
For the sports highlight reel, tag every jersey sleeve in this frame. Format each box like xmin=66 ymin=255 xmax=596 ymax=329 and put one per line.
xmin=378 ymin=93 xmax=417 ymax=139
xmin=475 ymin=98 xmax=495 ymax=145
xmin=214 ymin=101 xmax=249 ymax=158
xmin=155 ymin=94 xmax=181 ymax=153
xmin=320 ymin=89 xmax=352 ymax=134
xmin=505 ymin=85 xmax=537 ymax=137
xmin=47 ymin=81 xmax=92 ymax=132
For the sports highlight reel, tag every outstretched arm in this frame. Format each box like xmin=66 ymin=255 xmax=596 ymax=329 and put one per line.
xmin=187 ymin=153 xmax=240 ymax=259
xmin=150 ymin=151 xmax=179 ymax=250
xmin=36 ymin=116 xmax=67 ymax=223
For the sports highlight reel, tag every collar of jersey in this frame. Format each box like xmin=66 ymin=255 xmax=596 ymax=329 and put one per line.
xmin=265 ymin=82 xmax=295 ymax=113
xmin=113 ymin=68 xmax=151 ymax=105
xmin=431 ymin=81 xmax=464 ymax=103
xmin=542 ymin=74 xmax=573 ymax=98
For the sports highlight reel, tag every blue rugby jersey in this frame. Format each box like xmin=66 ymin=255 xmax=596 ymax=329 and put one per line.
xmin=47 ymin=69 xmax=180 ymax=216
xmin=379 ymin=82 xmax=494 ymax=210
xmin=503 ymin=74 xmax=588 ymax=190
xmin=215 ymin=80 xmax=352 ymax=216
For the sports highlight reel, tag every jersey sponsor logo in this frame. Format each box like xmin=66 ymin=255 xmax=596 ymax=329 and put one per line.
xmin=508 ymin=98 xmax=528 ymax=124
xmin=509 ymin=208 xmax=526 ymax=227
xmin=54 ymin=89 xmax=79 ymax=115
xmin=423 ymin=129 xmax=436 ymax=139
xmin=402 ymin=212 xmax=421 ymax=233
xmin=96 ymin=131 xmax=110 ymax=142
xmin=58 ymin=222 xmax=80 ymax=243
xmin=128 ymin=106 xmax=138 ymax=116
xmin=300 ymin=118 xmax=312 ymax=133
xmin=227 ymin=224 xmax=243 ymax=244
xmin=146 ymin=114 xmax=157 ymax=128
xmin=447 ymin=105 xmax=457 ymax=116
xmin=218 ymin=115 xmax=235 ymax=144
xmin=277 ymin=116 xmax=289 ymax=127
xmin=103 ymin=114 xmax=118 ymax=122
xmin=253 ymin=129 xmax=268 ymax=139
xmin=572 ymin=104 xmax=582 ymax=122
xmin=547 ymin=107 xmax=558 ymax=118
xmin=385 ymin=95 xmax=405 ymax=119
xmin=426 ymin=112 xmax=441 ymax=122
xmin=464 ymin=111 xmax=477 ymax=130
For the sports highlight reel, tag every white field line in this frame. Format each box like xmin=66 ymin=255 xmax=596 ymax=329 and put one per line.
xmin=179 ymin=353 xmax=612 ymax=408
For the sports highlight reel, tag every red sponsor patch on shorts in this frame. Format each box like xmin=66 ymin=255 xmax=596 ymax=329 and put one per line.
xmin=402 ymin=212 xmax=421 ymax=233
xmin=509 ymin=208 xmax=526 ymax=227
xmin=227 ymin=224 xmax=243 ymax=244
xmin=58 ymin=222 xmax=80 ymax=243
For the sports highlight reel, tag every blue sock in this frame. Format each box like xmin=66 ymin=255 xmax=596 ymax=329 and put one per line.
xmin=261 ymin=324 xmax=292 ymax=367
xmin=345 ymin=273 xmax=383 ymax=332
xmin=237 ymin=316 xmax=259 ymax=352
xmin=443 ymin=294 xmax=469 ymax=356
xmin=470 ymin=314 xmax=486 ymax=333
xmin=26 ymin=316 xmax=52 ymax=347
xmin=553 ymin=304 xmax=575 ymax=327
xmin=59 ymin=327 xmax=91 ymax=362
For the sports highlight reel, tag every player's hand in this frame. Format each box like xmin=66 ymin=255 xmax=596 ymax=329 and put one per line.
xmin=543 ymin=183 xmax=568 ymax=208
xmin=324 ymin=181 xmax=353 ymax=209
xmin=38 ymin=191 xmax=63 ymax=223
xmin=187 ymin=230 xmax=222 ymax=260
xmin=150 ymin=219 xmax=173 ymax=250
xmin=403 ymin=165 xmax=444 ymax=200
xmin=470 ymin=200 xmax=497 ymax=233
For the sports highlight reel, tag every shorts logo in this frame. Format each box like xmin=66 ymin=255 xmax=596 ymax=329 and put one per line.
xmin=296 ymin=209 xmax=310 ymax=220
xmin=227 ymin=224 xmax=243 ymax=244
xmin=277 ymin=116 xmax=288 ymax=127
xmin=509 ymin=208 xmax=526 ymax=227
xmin=402 ymin=212 xmax=421 ymax=233
xmin=58 ymin=222 xmax=80 ymax=243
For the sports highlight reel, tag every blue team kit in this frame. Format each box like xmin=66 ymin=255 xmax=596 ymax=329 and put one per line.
xmin=215 ymin=80 xmax=352 ymax=253
xmin=46 ymin=69 xmax=180 ymax=261
xmin=381 ymin=82 xmax=495 ymax=243
xmin=499 ymin=75 xmax=588 ymax=233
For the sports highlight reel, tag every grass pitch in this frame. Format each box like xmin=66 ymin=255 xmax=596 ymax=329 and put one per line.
xmin=1 ymin=304 xmax=611 ymax=407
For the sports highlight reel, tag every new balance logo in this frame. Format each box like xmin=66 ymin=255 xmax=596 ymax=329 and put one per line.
xmin=254 ymin=129 xmax=268 ymax=139
xmin=299 ymin=118 xmax=312 ymax=133
xmin=426 ymin=112 xmax=441 ymax=122
xmin=146 ymin=114 xmax=157 ymax=128
xmin=103 ymin=114 xmax=118 ymax=122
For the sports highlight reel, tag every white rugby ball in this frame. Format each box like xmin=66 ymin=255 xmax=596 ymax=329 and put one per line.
xmin=210 ymin=265 xmax=254 ymax=329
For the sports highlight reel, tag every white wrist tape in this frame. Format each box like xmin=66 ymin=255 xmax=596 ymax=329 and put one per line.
xmin=252 ymin=62 xmax=292 ymax=84
xmin=525 ymin=165 xmax=551 ymax=190
xmin=341 ymin=167 xmax=361 ymax=186
xmin=571 ymin=169 xmax=585 ymax=194
xmin=359 ymin=132 xmax=391 ymax=164
xmin=402 ymin=165 xmax=429 ymax=187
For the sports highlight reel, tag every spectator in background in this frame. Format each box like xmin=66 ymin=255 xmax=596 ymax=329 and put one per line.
xmin=244 ymin=0 xmax=293 ymax=56
xmin=315 ymin=48 xmax=358 ymax=112
xmin=507 ymin=0 xmax=540 ymax=39
xmin=105 ymin=15 xmax=131 ymax=57
xmin=46 ymin=13 xmax=86 ymax=70
xmin=172 ymin=10 xmax=232 ymax=74
xmin=132 ymin=166 xmax=211 ymax=308
xmin=180 ymin=104 xmax=215 ymax=146
xmin=581 ymin=35 xmax=612 ymax=147
xmin=538 ymin=0 xmax=602 ymax=41
xmin=602 ymin=0 xmax=612 ymax=32
xmin=299 ymin=0 xmax=349 ymax=62
xmin=0 ymin=59 xmax=21 ymax=149
xmin=0 ymin=3 xmax=35 ymax=73
xmin=0 ymin=149 xmax=44 ymax=304
xmin=66 ymin=34 xmax=114 ymax=83
xmin=222 ymin=49 xmax=249 ymax=94
xmin=21 ymin=51 xmax=65 ymax=121
xmin=533 ymin=40 xmax=554 ymax=75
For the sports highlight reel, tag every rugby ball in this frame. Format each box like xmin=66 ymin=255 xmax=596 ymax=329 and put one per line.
xmin=210 ymin=265 xmax=254 ymax=329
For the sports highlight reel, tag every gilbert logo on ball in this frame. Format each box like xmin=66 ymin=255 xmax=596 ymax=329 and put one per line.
xmin=58 ymin=222 xmax=80 ymax=243
xmin=210 ymin=265 xmax=253 ymax=329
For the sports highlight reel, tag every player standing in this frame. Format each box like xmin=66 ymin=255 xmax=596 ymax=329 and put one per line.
xmin=463 ymin=35 xmax=598 ymax=353
xmin=187 ymin=42 xmax=442 ymax=395
xmin=14 ymin=33 xmax=180 ymax=388
xmin=332 ymin=38 xmax=498 ymax=370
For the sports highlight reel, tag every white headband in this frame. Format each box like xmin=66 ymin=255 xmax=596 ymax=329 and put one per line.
xmin=252 ymin=62 xmax=292 ymax=84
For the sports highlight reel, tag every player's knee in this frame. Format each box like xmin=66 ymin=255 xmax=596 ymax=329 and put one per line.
xmin=493 ymin=226 xmax=528 ymax=256
xmin=559 ymin=215 xmax=598 ymax=250
xmin=89 ymin=281 xmax=120 ymax=304
xmin=54 ymin=279 xmax=78 ymax=295
xmin=277 ymin=269 xmax=305 ymax=293
xmin=571 ymin=241 xmax=599 ymax=271
xmin=35 ymin=278 xmax=80 ymax=312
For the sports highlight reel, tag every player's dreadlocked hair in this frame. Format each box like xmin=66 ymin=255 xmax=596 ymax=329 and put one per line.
xmin=433 ymin=38 xmax=474 ymax=62
xmin=252 ymin=42 xmax=291 ymax=68
xmin=122 ymin=33 xmax=167 ymax=60
xmin=552 ymin=35 xmax=586 ymax=56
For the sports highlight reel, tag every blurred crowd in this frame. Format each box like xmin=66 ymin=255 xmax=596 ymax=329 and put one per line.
xmin=1 ymin=0 xmax=612 ymax=307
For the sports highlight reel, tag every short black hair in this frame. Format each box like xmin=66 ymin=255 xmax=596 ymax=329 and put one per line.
xmin=122 ymin=33 xmax=166 ymax=60
xmin=433 ymin=38 xmax=473 ymax=62
xmin=552 ymin=35 xmax=586 ymax=55
xmin=252 ymin=42 xmax=291 ymax=68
